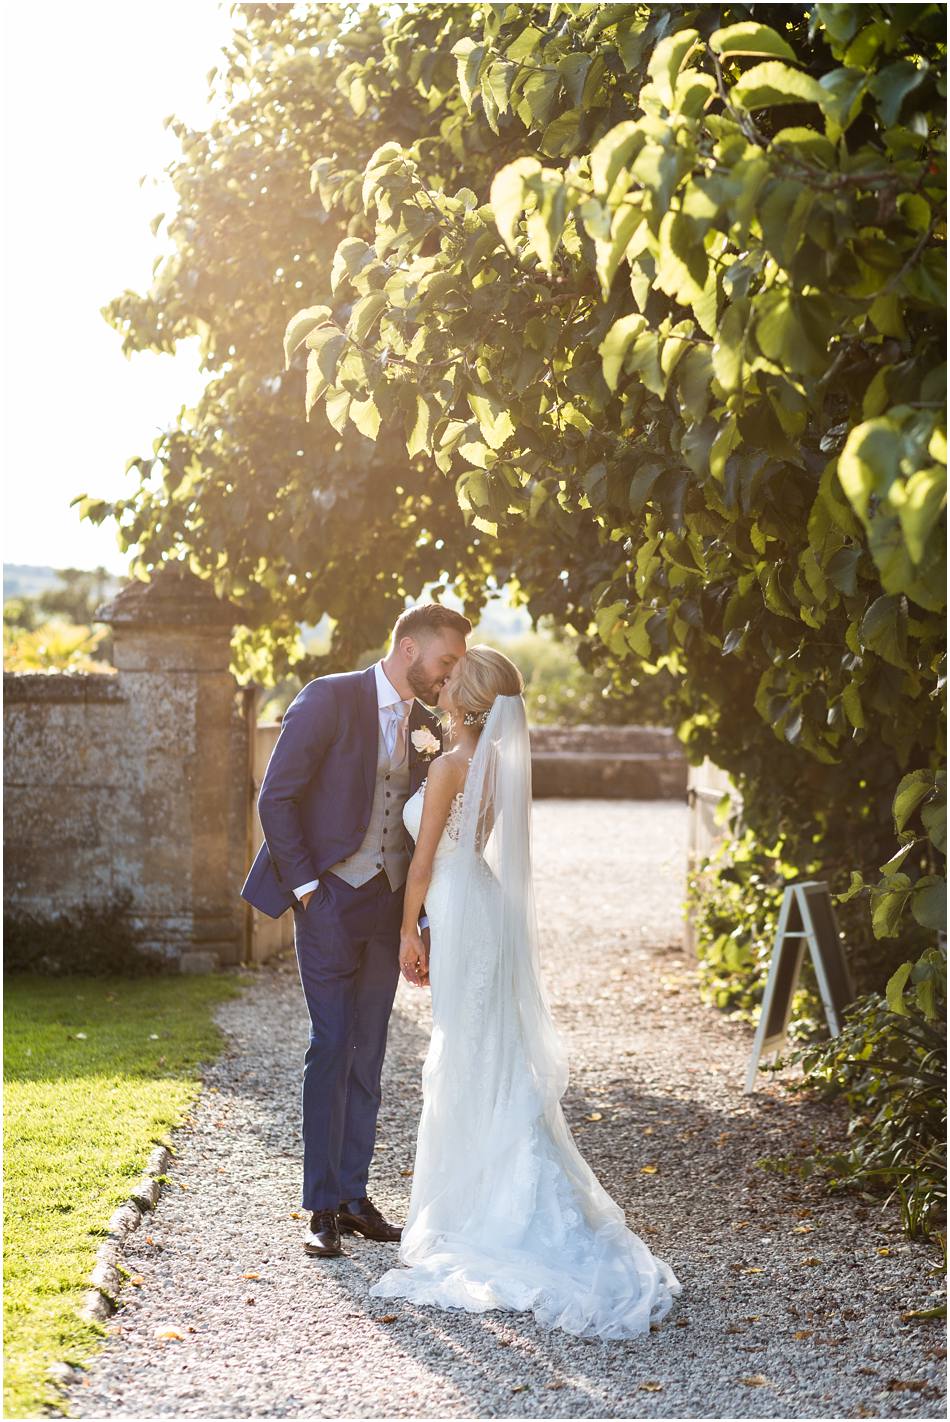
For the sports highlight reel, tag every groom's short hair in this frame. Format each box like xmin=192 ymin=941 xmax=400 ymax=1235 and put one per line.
xmin=392 ymin=602 xmax=472 ymax=648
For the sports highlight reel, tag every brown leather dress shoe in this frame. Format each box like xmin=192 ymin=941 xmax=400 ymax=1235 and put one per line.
xmin=303 ymin=1208 xmax=343 ymax=1257
xmin=337 ymin=1195 xmax=402 ymax=1241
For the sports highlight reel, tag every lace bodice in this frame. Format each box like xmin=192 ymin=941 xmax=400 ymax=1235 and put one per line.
xmin=403 ymin=777 xmax=464 ymax=855
xmin=403 ymin=754 xmax=473 ymax=856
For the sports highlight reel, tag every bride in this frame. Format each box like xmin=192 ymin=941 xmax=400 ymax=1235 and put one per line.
xmin=368 ymin=645 xmax=683 ymax=1340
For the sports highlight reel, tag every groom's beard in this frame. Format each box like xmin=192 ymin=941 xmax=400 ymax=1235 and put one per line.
xmin=406 ymin=661 xmax=442 ymax=706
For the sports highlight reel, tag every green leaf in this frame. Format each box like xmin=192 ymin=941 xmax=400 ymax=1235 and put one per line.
xmin=860 ymin=593 xmax=908 ymax=668
xmin=559 ymin=53 xmax=592 ymax=106
xmin=505 ymin=24 xmax=544 ymax=64
xmin=911 ymin=876 xmax=947 ymax=932
xmin=755 ymin=291 xmax=823 ymax=375
xmin=898 ymin=465 xmax=947 ymax=564
xmin=885 ymin=960 xmax=913 ymax=1014
xmin=456 ymin=43 xmax=486 ymax=110
xmin=517 ymin=68 xmax=559 ymax=128
xmin=349 ymin=396 xmax=381 ymax=440
xmin=283 ymin=305 xmax=332 ymax=369
xmin=305 ymin=327 xmax=347 ymax=388
xmin=893 ymin=769 xmax=934 ymax=833
xmin=331 ymin=237 xmax=375 ymax=293
xmin=347 ymin=292 xmax=388 ymax=344
xmin=490 ymin=157 xmax=541 ymax=251
xmin=647 ymin=29 xmax=701 ymax=107
xmin=872 ymin=875 xmax=912 ymax=938
xmin=597 ymin=313 xmax=647 ymax=391
xmin=628 ymin=462 xmax=664 ymax=513
xmin=841 ymin=681 xmax=864 ymax=729
xmin=869 ymin=59 xmax=928 ymax=128
xmin=921 ymin=795 xmax=947 ymax=854
xmin=590 ymin=121 xmax=640 ymax=201
xmin=406 ymin=395 xmax=433 ymax=459
xmin=731 ymin=61 xmax=828 ymax=112
xmin=467 ymin=390 xmax=515 ymax=450
xmin=712 ymin=302 xmax=747 ymax=392
xmin=305 ymin=348 xmax=328 ymax=419
xmin=709 ymin=21 xmax=798 ymax=62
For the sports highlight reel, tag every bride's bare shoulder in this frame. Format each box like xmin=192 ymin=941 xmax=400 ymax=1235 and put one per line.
xmin=428 ymin=747 xmax=467 ymax=792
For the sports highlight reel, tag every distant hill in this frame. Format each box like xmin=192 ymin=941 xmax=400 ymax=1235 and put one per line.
xmin=4 ymin=564 xmax=121 ymax=604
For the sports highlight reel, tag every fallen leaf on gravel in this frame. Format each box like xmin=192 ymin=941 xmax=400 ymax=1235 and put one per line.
xmin=245 ymin=1297 xmax=255 ymax=1305
xmin=640 ymin=1164 xmax=657 ymax=1174
xmin=547 ymin=1381 xmax=564 ymax=1390
xmin=586 ymin=1112 xmax=603 ymax=1121
xmin=793 ymin=1330 xmax=813 ymax=1340
xmin=400 ymin=1169 xmax=414 ymax=1177
xmin=639 ymin=1380 xmax=663 ymax=1391
xmin=674 ymin=1317 xmax=689 ymax=1328
xmin=734 ymin=1220 xmax=751 ymax=1229
xmin=511 ymin=1384 xmax=527 ymax=1393
xmin=290 ymin=1210 xmax=306 ymax=1219
xmin=376 ymin=1314 xmax=398 ymax=1324
xmin=877 ymin=1246 xmax=891 ymax=1256
xmin=886 ymin=1379 xmax=926 ymax=1392
xmin=792 ymin=1224 xmax=815 ymax=1234
xmin=240 ymin=1272 xmax=260 ymax=1280
xmin=744 ymin=1316 xmax=760 ymax=1323
xmin=740 ymin=1375 xmax=771 ymax=1387
xmin=800 ymin=1256 xmax=821 ymax=1267
xmin=742 ymin=1266 xmax=765 ymax=1274
xmin=129 ymin=1275 xmax=144 ymax=1286
xmin=145 ymin=1236 xmax=155 ymax=1246
xmin=642 ymin=1126 xmax=654 ymax=1135
xmin=155 ymin=1328 xmax=185 ymax=1341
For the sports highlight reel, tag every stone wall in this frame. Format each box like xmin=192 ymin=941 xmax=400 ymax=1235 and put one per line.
xmin=529 ymin=723 xmax=687 ymax=799
xmin=3 ymin=566 xmax=251 ymax=969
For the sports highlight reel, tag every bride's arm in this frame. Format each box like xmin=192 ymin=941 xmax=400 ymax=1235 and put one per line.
xmin=399 ymin=756 xmax=462 ymax=984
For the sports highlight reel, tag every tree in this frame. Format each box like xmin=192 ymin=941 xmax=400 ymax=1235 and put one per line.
xmin=290 ymin=1 xmax=946 ymax=957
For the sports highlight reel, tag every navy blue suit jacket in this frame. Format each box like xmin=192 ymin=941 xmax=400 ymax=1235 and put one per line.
xmin=241 ymin=665 xmax=443 ymax=919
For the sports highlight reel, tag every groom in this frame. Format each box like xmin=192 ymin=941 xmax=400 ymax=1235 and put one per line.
xmin=241 ymin=603 xmax=471 ymax=1258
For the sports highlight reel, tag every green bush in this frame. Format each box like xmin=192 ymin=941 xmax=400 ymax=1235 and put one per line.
xmin=777 ymin=943 xmax=947 ymax=1245
xmin=3 ymin=890 xmax=170 ymax=977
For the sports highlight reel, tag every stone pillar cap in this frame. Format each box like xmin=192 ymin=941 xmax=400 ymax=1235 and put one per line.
xmin=95 ymin=563 xmax=240 ymax=630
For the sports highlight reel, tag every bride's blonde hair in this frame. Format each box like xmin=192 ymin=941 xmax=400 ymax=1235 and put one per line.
xmin=452 ymin=644 xmax=524 ymax=723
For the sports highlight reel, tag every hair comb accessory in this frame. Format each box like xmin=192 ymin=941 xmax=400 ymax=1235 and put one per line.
xmin=462 ymin=709 xmax=490 ymax=727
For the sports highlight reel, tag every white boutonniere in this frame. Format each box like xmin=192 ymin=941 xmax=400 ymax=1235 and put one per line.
xmin=411 ymin=726 xmax=440 ymax=759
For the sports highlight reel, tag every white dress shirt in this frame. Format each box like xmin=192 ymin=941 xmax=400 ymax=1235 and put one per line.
xmin=293 ymin=662 xmax=428 ymax=929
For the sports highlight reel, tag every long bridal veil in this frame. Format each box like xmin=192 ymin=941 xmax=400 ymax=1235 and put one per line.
xmin=375 ymin=691 xmax=683 ymax=1338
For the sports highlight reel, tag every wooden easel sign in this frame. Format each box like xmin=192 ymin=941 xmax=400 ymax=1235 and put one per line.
xmin=744 ymin=880 xmax=855 ymax=1094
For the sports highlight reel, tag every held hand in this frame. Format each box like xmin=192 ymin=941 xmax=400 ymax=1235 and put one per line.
xmin=399 ymin=927 xmax=428 ymax=988
xmin=300 ymin=890 xmax=314 ymax=910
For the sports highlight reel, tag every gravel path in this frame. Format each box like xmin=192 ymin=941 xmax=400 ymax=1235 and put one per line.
xmin=62 ymin=801 xmax=946 ymax=1419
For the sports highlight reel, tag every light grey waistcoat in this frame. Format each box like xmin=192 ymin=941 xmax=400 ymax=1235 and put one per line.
xmin=325 ymin=720 xmax=412 ymax=890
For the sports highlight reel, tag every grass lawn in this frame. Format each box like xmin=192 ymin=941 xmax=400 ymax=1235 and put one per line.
xmin=3 ymin=969 xmax=250 ymax=1419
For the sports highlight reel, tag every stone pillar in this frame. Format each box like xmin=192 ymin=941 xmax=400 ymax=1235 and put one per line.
xmin=95 ymin=564 xmax=248 ymax=969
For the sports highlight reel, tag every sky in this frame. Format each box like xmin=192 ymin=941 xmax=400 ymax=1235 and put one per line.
xmin=2 ymin=1 xmax=237 ymax=575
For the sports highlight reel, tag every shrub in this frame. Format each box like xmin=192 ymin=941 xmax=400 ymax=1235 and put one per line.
xmin=3 ymin=890 xmax=170 ymax=977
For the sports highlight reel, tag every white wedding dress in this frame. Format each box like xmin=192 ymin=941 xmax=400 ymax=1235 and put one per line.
xmin=369 ymin=695 xmax=683 ymax=1340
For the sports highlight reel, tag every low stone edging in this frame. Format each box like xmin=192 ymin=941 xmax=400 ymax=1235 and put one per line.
xmin=44 ymin=1143 xmax=174 ymax=1408
xmin=81 ymin=1143 xmax=173 ymax=1322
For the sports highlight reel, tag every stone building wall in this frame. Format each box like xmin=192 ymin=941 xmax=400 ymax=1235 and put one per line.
xmin=3 ymin=566 xmax=251 ymax=969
